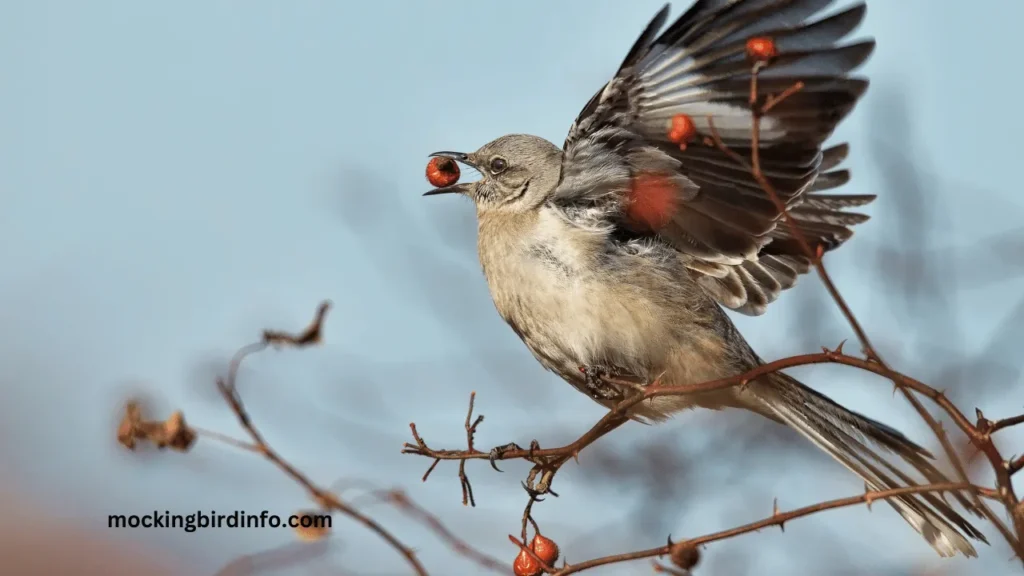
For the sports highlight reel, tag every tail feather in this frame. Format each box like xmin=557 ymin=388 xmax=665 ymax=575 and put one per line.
xmin=754 ymin=372 xmax=986 ymax=557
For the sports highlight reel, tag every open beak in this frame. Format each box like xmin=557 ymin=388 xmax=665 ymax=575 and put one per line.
xmin=423 ymin=151 xmax=477 ymax=196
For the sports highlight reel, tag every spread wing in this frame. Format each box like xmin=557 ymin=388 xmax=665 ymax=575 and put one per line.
xmin=553 ymin=0 xmax=875 ymax=315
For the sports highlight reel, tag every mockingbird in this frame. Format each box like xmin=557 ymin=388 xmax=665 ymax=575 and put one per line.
xmin=424 ymin=0 xmax=985 ymax=557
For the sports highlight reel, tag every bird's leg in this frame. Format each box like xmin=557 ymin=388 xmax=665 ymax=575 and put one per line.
xmin=580 ymin=364 xmax=650 ymax=400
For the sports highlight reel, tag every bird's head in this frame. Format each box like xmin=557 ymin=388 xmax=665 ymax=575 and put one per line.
xmin=424 ymin=134 xmax=563 ymax=215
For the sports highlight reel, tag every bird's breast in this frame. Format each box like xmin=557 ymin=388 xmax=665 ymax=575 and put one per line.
xmin=477 ymin=210 xmax=673 ymax=374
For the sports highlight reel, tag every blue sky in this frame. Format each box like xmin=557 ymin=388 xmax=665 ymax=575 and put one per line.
xmin=2 ymin=1 xmax=1023 ymax=574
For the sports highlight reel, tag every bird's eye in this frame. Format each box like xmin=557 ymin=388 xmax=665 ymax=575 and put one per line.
xmin=489 ymin=157 xmax=507 ymax=174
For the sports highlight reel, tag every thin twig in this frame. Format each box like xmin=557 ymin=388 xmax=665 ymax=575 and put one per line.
xmin=990 ymin=413 xmax=1024 ymax=435
xmin=521 ymin=492 xmax=542 ymax=543
xmin=216 ymin=301 xmax=430 ymax=576
xmin=461 ymin=392 xmax=484 ymax=506
xmin=191 ymin=426 xmax=263 ymax=454
xmin=375 ymin=489 xmax=510 ymax=574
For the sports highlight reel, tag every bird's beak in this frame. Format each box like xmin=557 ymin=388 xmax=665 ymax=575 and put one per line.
xmin=423 ymin=151 xmax=477 ymax=196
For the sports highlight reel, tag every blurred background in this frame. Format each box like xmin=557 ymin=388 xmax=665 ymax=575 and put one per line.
xmin=1 ymin=0 xmax=1022 ymax=574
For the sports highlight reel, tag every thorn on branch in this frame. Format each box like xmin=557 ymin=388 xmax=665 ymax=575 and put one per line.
xmin=976 ymin=408 xmax=994 ymax=435
xmin=1009 ymin=455 xmax=1024 ymax=477
xmin=772 ymin=497 xmax=785 ymax=532
xmin=863 ymin=483 xmax=876 ymax=510
xmin=822 ymin=339 xmax=847 ymax=356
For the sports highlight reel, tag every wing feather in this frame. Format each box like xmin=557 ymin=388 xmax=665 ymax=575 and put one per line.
xmin=554 ymin=1 xmax=875 ymax=315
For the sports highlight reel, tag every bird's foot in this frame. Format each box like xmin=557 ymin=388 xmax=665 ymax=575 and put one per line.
xmin=524 ymin=459 xmax=561 ymax=499
xmin=579 ymin=365 xmax=626 ymax=400
xmin=487 ymin=442 xmax=523 ymax=472
xmin=579 ymin=364 xmax=649 ymax=400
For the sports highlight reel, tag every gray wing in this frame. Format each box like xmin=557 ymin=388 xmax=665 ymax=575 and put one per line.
xmin=554 ymin=0 xmax=875 ymax=315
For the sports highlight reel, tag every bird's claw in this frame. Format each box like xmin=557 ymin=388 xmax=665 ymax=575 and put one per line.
xmin=579 ymin=365 xmax=624 ymax=400
xmin=523 ymin=465 xmax=559 ymax=498
xmin=488 ymin=442 xmax=522 ymax=472
xmin=520 ymin=480 xmax=547 ymax=502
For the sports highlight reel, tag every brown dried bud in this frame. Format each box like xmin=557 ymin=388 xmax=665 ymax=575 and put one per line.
xmin=161 ymin=411 xmax=197 ymax=452
xmin=670 ymin=541 xmax=700 ymax=571
xmin=116 ymin=401 xmax=144 ymax=450
xmin=294 ymin=510 xmax=332 ymax=542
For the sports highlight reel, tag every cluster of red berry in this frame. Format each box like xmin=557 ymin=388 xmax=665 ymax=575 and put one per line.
xmin=512 ymin=533 xmax=559 ymax=576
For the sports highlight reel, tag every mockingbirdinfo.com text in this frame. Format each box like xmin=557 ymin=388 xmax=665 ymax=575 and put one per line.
xmin=108 ymin=510 xmax=331 ymax=533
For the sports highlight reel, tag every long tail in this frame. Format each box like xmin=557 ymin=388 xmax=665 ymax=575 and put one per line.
xmin=751 ymin=372 xmax=987 ymax=557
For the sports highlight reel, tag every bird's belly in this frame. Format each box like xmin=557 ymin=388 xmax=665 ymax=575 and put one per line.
xmin=498 ymin=265 xmax=738 ymax=420
xmin=496 ymin=262 xmax=672 ymax=382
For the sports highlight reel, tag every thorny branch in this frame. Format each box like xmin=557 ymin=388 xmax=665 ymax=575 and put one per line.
xmin=552 ymin=483 xmax=988 ymax=576
xmin=399 ymin=54 xmax=1024 ymax=574
xmin=119 ymin=302 xmax=509 ymax=576
xmin=209 ymin=303 xmax=428 ymax=576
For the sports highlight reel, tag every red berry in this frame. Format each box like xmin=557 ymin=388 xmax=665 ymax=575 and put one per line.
xmin=513 ymin=548 xmax=542 ymax=576
xmin=667 ymin=113 xmax=696 ymax=150
xmin=531 ymin=534 xmax=560 ymax=566
xmin=426 ymin=156 xmax=460 ymax=188
xmin=746 ymin=36 xmax=777 ymax=62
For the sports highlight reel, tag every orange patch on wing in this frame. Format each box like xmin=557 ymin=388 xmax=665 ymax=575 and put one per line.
xmin=626 ymin=173 xmax=680 ymax=231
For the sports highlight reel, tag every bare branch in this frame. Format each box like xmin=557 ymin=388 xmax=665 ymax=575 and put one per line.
xmin=212 ymin=302 xmax=430 ymax=576
xmin=549 ymin=483 xmax=986 ymax=575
